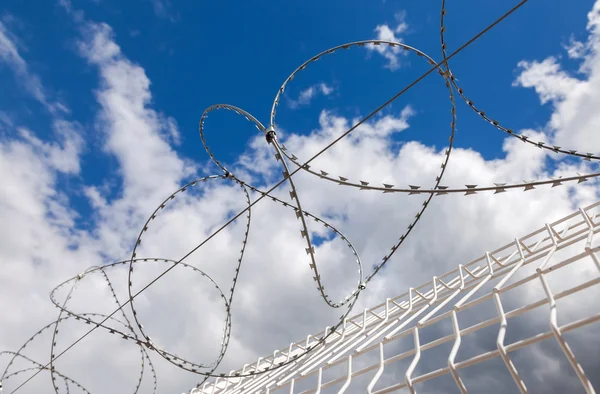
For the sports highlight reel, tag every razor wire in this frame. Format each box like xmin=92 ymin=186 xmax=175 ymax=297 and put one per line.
xmin=3 ymin=0 xmax=600 ymax=393
xmin=196 ymin=203 xmax=599 ymax=394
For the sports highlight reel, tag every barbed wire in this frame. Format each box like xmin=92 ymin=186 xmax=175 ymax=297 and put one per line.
xmin=4 ymin=0 xmax=600 ymax=393
xmin=439 ymin=0 xmax=600 ymax=162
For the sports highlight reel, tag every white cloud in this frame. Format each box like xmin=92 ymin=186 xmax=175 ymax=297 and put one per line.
xmin=367 ymin=11 xmax=409 ymax=71
xmin=57 ymin=0 xmax=73 ymax=13
xmin=0 ymin=111 xmax=14 ymax=130
xmin=287 ymin=83 xmax=334 ymax=109
xmin=0 ymin=10 xmax=196 ymax=392
xmin=514 ymin=57 xmax=580 ymax=105
xmin=2 ymin=2 xmax=600 ymax=394
xmin=152 ymin=0 xmax=180 ymax=22
xmin=565 ymin=36 xmax=587 ymax=59
xmin=77 ymin=22 xmax=194 ymax=213
xmin=17 ymin=120 xmax=83 ymax=174
xmin=0 ymin=21 xmax=68 ymax=114
xmin=57 ymin=0 xmax=85 ymax=22
xmin=514 ymin=0 xmax=600 ymax=155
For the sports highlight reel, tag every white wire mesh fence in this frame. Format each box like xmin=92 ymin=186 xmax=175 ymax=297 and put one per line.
xmin=190 ymin=201 xmax=600 ymax=394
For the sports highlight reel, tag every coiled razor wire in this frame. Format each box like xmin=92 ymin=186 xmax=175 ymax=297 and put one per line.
xmin=2 ymin=0 xmax=600 ymax=392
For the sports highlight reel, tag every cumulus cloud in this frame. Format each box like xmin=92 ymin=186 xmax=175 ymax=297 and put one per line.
xmin=17 ymin=121 xmax=83 ymax=174
xmin=76 ymin=21 xmax=195 ymax=256
xmin=513 ymin=0 xmax=600 ymax=156
xmin=367 ymin=11 xmax=409 ymax=71
xmin=1 ymin=2 xmax=600 ymax=394
xmin=0 ymin=10 xmax=196 ymax=393
xmin=287 ymin=83 xmax=334 ymax=109
xmin=565 ymin=36 xmax=587 ymax=59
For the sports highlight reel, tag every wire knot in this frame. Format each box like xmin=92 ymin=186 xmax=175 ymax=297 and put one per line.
xmin=265 ymin=127 xmax=276 ymax=144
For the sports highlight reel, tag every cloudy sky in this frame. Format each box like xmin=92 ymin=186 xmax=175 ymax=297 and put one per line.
xmin=1 ymin=0 xmax=600 ymax=393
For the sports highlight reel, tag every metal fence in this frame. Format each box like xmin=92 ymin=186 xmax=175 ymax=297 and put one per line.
xmin=192 ymin=201 xmax=600 ymax=394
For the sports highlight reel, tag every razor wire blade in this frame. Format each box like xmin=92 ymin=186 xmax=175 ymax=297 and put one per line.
xmin=2 ymin=0 xmax=600 ymax=393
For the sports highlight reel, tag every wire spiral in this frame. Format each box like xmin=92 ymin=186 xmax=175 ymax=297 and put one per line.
xmin=2 ymin=0 xmax=600 ymax=393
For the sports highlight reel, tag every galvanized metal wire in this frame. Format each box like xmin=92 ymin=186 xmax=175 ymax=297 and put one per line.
xmin=4 ymin=0 xmax=600 ymax=393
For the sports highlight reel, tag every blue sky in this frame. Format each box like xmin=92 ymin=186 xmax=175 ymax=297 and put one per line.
xmin=1 ymin=0 xmax=600 ymax=393
xmin=0 ymin=0 xmax=592 ymax=232
xmin=0 ymin=0 xmax=593 ymax=178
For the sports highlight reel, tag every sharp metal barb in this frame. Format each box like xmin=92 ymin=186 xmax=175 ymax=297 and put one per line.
xmin=11 ymin=2 xmax=600 ymax=393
